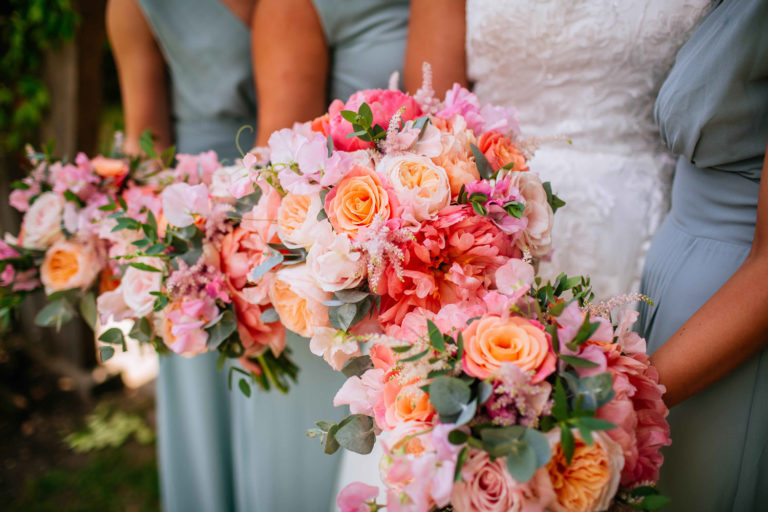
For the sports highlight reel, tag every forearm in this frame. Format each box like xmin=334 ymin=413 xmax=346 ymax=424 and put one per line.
xmin=252 ymin=0 xmax=328 ymax=146
xmin=107 ymin=0 xmax=171 ymax=155
xmin=404 ymin=0 xmax=468 ymax=94
xmin=651 ymin=254 xmax=768 ymax=406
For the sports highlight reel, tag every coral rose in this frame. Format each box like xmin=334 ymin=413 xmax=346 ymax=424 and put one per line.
xmin=545 ymin=430 xmax=624 ymax=512
xmin=40 ymin=240 xmax=100 ymax=294
xmin=269 ymin=264 xmax=331 ymax=338
xmin=91 ymin=156 xmax=129 ymax=180
xmin=377 ymin=155 xmax=451 ymax=222
xmin=462 ymin=315 xmax=555 ymax=382
xmin=478 ymin=131 xmax=529 ymax=172
xmin=20 ymin=192 xmax=65 ymax=250
xmin=452 ymin=449 xmax=555 ymax=512
xmin=324 ymin=166 xmax=392 ymax=238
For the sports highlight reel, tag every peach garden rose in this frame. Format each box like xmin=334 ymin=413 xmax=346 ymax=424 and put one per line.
xmin=462 ymin=315 xmax=556 ymax=382
xmin=40 ymin=239 xmax=100 ymax=294
xmin=324 ymin=165 xmax=393 ymax=238
xmin=276 ymin=192 xmax=323 ymax=249
xmin=377 ymin=154 xmax=451 ymax=222
xmin=269 ymin=264 xmax=331 ymax=338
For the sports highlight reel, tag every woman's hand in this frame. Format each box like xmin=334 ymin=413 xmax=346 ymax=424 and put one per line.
xmin=106 ymin=0 xmax=171 ymax=156
xmin=652 ymin=141 xmax=768 ymax=406
xmin=251 ymin=0 xmax=329 ymax=146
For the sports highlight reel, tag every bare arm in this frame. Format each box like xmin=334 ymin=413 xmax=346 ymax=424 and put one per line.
xmin=252 ymin=0 xmax=329 ymax=145
xmin=404 ymin=0 xmax=467 ymax=95
xmin=106 ymin=0 xmax=171 ymax=155
xmin=218 ymin=0 xmax=255 ymax=27
xmin=651 ymin=141 xmax=768 ymax=407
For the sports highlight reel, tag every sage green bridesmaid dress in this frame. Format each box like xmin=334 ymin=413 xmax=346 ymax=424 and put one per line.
xmin=137 ymin=0 xmax=410 ymax=510
xmin=639 ymin=1 xmax=768 ymax=510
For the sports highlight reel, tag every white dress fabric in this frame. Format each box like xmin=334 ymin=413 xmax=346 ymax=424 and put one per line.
xmin=467 ymin=0 xmax=711 ymax=299
xmin=331 ymin=1 xmax=711 ymax=507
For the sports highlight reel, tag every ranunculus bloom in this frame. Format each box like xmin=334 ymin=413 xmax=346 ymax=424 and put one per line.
xmin=462 ymin=315 xmax=555 ymax=383
xmin=40 ymin=240 xmax=100 ymax=294
xmin=161 ymin=183 xmax=210 ymax=227
xmin=220 ymin=226 xmax=285 ymax=355
xmin=269 ymin=264 xmax=331 ymax=338
xmin=277 ymin=192 xmax=323 ymax=249
xmin=377 ymin=205 xmax=516 ymax=326
xmin=309 ymin=326 xmax=361 ymax=371
xmin=506 ymin=171 xmax=554 ymax=258
xmin=306 ymin=228 xmax=364 ymax=292
xmin=597 ymin=349 xmax=670 ymax=486
xmin=452 ymin=449 xmax=555 ymax=512
xmin=545 ymin=430 xmax=623 ymax=512
xmin=377 ymin=155 xmax=451 ymax=222
xmin=382 ymin=379 xmax=435 ymax=429
xmin=91 ymin=156 xmax=129 ymax=180
xmin=478 ymin=131 xmax=529 ymax=172
xmin=337 ymin=482 xmax=379 ymax=512
xmin=325 ymin=166 xmax=393 ymax=238
xmin=328 ymin=89 xmax=422 ymax=151
xmin=20 ymin=192 xmax=65 ymax=250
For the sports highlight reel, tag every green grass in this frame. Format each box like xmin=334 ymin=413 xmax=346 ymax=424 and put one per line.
xmin=15 ymin=445 xmax=159 ymax=512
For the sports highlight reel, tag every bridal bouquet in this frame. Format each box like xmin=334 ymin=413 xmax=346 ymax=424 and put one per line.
xmin=316 ymin=278 xmax=671 ymax=512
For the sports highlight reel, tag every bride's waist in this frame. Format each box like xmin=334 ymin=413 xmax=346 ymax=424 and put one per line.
xmin=526 ymin=143 xmax=675 ymax=176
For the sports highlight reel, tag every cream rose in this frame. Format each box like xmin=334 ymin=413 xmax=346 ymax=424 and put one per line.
xmin=545 ymin=430 xmax=624 ymax=512
xmin=269 ymin=264 xmax=331 ymax=338
xmin=277 ymin=192 xmax=323 ymax=249
xmin=506 ymin=171 xmax=554 ymax=258
xmin=20 ymin=192 xmax=65 ymax=250
xmin=40 ymin=240 xmax=100 ymax=294
xmin=306 ymin=228 xmax=364 ymax=292
xmin=378 ymin=154 xmax=450 ymax=221
xmin=121 ymin=264 xmax=163 ymax=317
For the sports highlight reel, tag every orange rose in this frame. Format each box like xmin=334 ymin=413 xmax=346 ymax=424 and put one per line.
xmin=383 ymin=379 xmax=435 ymax=428
xmin=478 ymin=131 xmax=529 ymax=172
xmin=462 ymin=315 xmax=555 ymax=381
xmin=269 ymin=264 xmax=331 ymax=338
xmin=40 ymin=240 xmax=100 ymax=294
xmin=325 ymin=165 xmax=392 ymax=238
xmin=545 ymin=430 xmax=623 ymax=512
xmin=91 ymin=156 xmax=129 ymax=179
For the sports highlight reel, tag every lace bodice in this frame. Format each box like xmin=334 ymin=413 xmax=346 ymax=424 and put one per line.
xmin=467 ymin=0 xmax=711 ymax=299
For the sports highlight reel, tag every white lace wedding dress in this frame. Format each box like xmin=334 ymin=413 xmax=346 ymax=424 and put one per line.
xmin=331 ymin=0 xmax=711 ymax=506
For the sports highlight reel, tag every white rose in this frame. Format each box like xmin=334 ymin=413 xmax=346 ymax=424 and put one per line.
xmin=121 ymin=265 xmax=162 ymax=317
xmin=377 ymin=154 xmax=451 ymax=221
xmin=307 ymin=230 xmax=365 ymax=292
xmin=508 ymin=171 xmax=554 ymax=257
xmin=20 ymin=192 xmax=65 ymax=249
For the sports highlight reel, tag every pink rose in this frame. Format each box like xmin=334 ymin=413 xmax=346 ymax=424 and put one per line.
xmin=20 ymin=192 xmax=65 ymax=250
xmin=452 ymin=449 xmax=555 ymax=512
xmin=377 ymin=155 xmax=451 ymax=222
xmin=97 ymin=263 xmax=162 ymax=322
xmin=328 ymin=89 xmax=423 ymax=152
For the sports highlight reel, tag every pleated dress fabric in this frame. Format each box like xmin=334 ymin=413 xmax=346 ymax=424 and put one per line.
xmin=639 ymin=1 xmax=768 ymax=510
xmin=137 ymin=0 xmax=410 ymax=510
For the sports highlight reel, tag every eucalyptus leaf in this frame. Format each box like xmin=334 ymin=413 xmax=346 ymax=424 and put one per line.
xmin=329 ymin=302 xmax=357 ymax=331
xmin=34 ymin=299 xmax=75 ymax=331
xmin=79 ymin=292 xmax=97 ymax=330
xmin=99 ymin=327 xmax=126 ymax=346
xmin=342 ymin=355 xmax=374 ymax=378
xmin=574 ymin=372 xmax=615 ymax=411
xmin=479 ymin=426 xmax=525 ymax=459
xmin=129 ymin=317 xmax=152 ymax=343
xmin=477 ymin=381 xmax=494 ymax=405
xmin=505 ymin=441 xmax=537 ymax=483
xmin=429 ymin=377 xmax=472 ymax=417
xmin=325 ymin=423 xmax=341 ymax=455
xmin=448 ymin=429 xmax=469 ymax=445
xmin=334 ymin=289 xmax=369 ymax=304
xmin=238 ymin=378 xmax=252 ymax=397
xmin=523 ymin=428 xmax=551 ymax=468
xmin=454 ymin=446 xmax=469 ymax=482
xmin=334 ymin=414 xmax=375 ymax=454
xmin=559 ymin=354 xmax=599 ymax=368
xmin=454 ymin=399 xmax=477 ymax=426
xmin=99 ymin=346 xmax=115 ymax=362
xmin=206 ymin=310 xmax=237 ymax=349
xmin=250 ymin=250 xmax=283 ymax=281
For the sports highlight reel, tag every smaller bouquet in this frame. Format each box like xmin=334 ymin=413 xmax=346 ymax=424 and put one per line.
xmin=312 ymin=275 xmax=671 ymax=512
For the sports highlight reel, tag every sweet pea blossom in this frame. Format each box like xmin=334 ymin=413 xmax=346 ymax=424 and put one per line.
xmin=309 ymin=327 xmax=361 ymax=371
xmin=337 ymin=482 xmax=379 ymax=512
xmin=174 ymin=150 xmax=219 ymax=185
xmin=162 ymin=183 xmax=210 ymax=227
xmin=306 ymin=228 xmax=365 ymax=292
xmin=269 ymin=128 xmax=329 ymax=194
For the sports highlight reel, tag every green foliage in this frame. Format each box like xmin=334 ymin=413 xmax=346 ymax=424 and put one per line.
xmin=64 ymin=405 xmax=155 ymax=453
xmin=341 ymin=102 xmax=387 ymax=143
xmin=1 ymin=0 xmax=79 ymax=153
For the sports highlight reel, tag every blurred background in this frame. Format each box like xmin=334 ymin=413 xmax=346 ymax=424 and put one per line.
xmin=1 ymin=1 xmax=160 ymax=509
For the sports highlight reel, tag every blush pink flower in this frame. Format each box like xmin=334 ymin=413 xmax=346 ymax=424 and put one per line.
xmin=309 ymin=327 xmax=360 ymax=371
xmin=451 ymin=448 xmax=555 ymax=512
xmin=160 ymin=297 xmax=218 ymax=357
xmin=596 ymin=350 xmax=670 ymax=487
xmin=377 ymin=205 xmax=518 ymax=326
xmin=333 ymin=368 xmax=386 ymax=417
xmin=240 ymin=180 xmax=282 ymax=244
xmin=174 ymin=150 xmax=219 ymax=185
xmin=162 ymin=183 xmax=210 ymax=227
xmin=337 ymin=482 xmax=379 ymax=512
xmin=437 ymin=84 xmax=520 ymax=137
xmin=328 ymin=89 xmax=423 ymax=151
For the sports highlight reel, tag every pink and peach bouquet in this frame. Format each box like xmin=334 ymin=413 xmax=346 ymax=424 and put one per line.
xmin=313 ymin=275 xmax=672 ymax=512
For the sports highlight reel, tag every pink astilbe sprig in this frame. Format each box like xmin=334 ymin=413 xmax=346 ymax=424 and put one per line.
xmin=352 ymin=215 xmax=415 ymax=293
xmin=165 ymin=260 xmax=230 ymax=304
xmin=379 ymin=107 xmax=407 ymax=155
xmin=483 ymin=364 xmax=553 ymax=428
xmin=204 ymin=203 xmax=234 ymax=247
xmin=413 ymin=62 xmax=441 ymax=115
